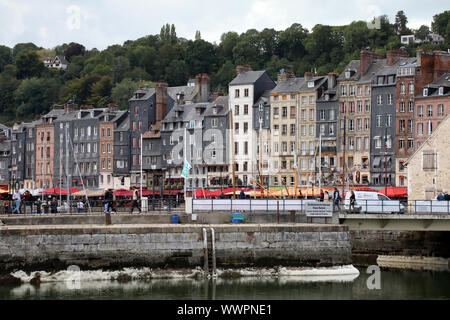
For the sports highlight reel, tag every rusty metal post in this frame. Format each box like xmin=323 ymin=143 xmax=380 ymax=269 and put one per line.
xmin=277 ymin=200 xmax=280 ymax=224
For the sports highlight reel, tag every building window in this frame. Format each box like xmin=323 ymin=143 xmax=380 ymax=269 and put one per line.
xmin=376 ymin=115 xmax=382 ymax=127
xmin=399 ymin=139 xmax=405 ymax=149
xmin=273 ymin=107 xmax=279 ymax=117
xmin=244 ymin=89 xmax=249 ymax=97
xmin=400 ymin=102 xmax=405 ymax=112
xmin=329 ymin=109 xmax=335 ymax=120
xmin=349 ymin=119 xmax=354 ymax=131
xmin=375 ymin=137 xmax=381 ymax=149
xmin=282 ymin=107 xmax=287 ymax=118
xmin=234 ymin=142 xmax=239 ymax=155
xmin=386 ymin=114 xmax=392 ymax=127
xmin=282 ymin=125 xmax=288 ymax=135
xmin=235 ymin=89 xmax=240 ymax=98
xmin=408 ymin=120 xmax=413 ymax=133
xmin=244 ymin=105 xmax=248 ymax=115
xmin=235 ymin=105 xmax=239 ymax=115
xmin=408 ymin=139 xmax=414 ymax=150
xmin=418 ymin=105 xmax=423 ymax=118
xmin=417 ymin=123 xmax=423 ymax=135
xmin=341 ymin=85 xmax=347 ymax=96
xmin=400 ymin=120 xmax=405 ymax=132
xmin=438 ymin=104 xmax=444 ymax=116
xmin=400 ymin=83 xmax=405 ymax=94
xmin=244 ymin=122 xmax=248 ymax=134
xmin=422 ymin=151 xmax=436 ymax=170
xmin=409 ymin=83 xmax=414 ymax=94
xmin=427 ymin=105 xmax=433 ymax=117
xmin=234 ymin=122 xmax=239 ymax=134
xmin=377 ymin=95 xmax=382 ymax=105
xmin=320 ymin=110 xmax=325 ymax=120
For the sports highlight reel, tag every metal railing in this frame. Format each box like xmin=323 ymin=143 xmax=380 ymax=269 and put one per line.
xmin=0 ymin=199 xmax=182 ymax=215
xmin=192 ymin=199 xmax=450 ymax=214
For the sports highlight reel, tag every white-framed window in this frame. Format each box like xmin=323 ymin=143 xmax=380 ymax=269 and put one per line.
xmin=438 ymin=104 xmax=444 ymax=116
xmin=377 ymin=95 xmax=382 ymax=105
xmin=409 ymin=83 xmax=414 ymax=94
xmin=375 ymin=137 xmax=381 ymax=149
xmin=376 ymin=115 xmax=382 ymax=127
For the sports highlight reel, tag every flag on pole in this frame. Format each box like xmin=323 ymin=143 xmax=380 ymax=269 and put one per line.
xmin=181 ymin=160 xmax=192 ymax=179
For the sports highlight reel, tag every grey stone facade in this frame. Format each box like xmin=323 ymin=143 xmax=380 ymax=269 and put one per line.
xmin=370 ymin=61 xmax=397 ymax=187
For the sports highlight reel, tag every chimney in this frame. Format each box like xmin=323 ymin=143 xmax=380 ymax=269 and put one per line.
xmin=277 ymin=71 xmax=295 ymax=82
xmin=360 ymin=49 xmax=383 ymax=75
xmin=63 ymin=101 xmax=77 ymax=114
xmin=386 ymin=48 xmax=409 ymax=66
xmin=328 ymin=72 xmax=338 ymax=89
xmin=212 ymin=91 xmax=223 ymax=102
xmin=200 ymin=73 xmax=210 ymax=102
xmin=155 ymin=82 xmax=168 ymax=122
xmin=236 ymin=65 xmax=252 ymax=75
xmin=108 ymin=103 xmax=118 ymax=112
xmin=304 ymin=72 xmax=313 ymax=81
xmin=176 ymin=91 xmax=185 ymax=105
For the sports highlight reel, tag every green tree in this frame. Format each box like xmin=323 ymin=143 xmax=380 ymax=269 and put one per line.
xmin=432 ymin=11 xmax=450 ymax=40
xmin=14 ymin=77 xmax=60 ymax=117
xmin=165 ymin=60 xmax=189 ymax=86
xmin=64 ymin=42 xmax=86 ymax=62
xmin=12 ymin=43 xmax=39 ymax=60
xmin=0 ymin=65 xmax=20 ymax=113
xmin=186 ymin=40 xmax=217 ymax=75
xmin=218 ymin=32 xmax=239 ymax=64
xmin=15 ymin=51 xmax=46 ymax=79
xmin=415 ymin=25 xmax=430 ymax=41
xmin=128 ymin=46 xmax=156 ymax=77
xmin=343 ymin=21 xmax=370 ymax=53
xmin=212 ymin=60 xmax=236 ymax=91
xmin=112 ymin=56 xmax=130 ymax=83
xmin=111 ymin=78 xmax=140 ymax=109
xmin=87 ymin=76 xmax=114 ymax=106
xmin=278 ymin=23 xmax=308 ymax=61
xmin=0 ymin=45 xmax=13 ymax=73
xmin=394 ymin=10 xmax=411 ymax=35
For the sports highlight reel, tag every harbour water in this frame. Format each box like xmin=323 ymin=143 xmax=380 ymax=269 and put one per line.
xmin=0 ymin=267 xmax=449 ymax=300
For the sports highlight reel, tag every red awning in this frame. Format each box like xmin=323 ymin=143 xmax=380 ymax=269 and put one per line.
xmin=350 ymin=186 xmax=377 ymax=192
xmin=164 ymin=189 xmax=182 ymax=195
xmin=40 ymin=187 xmax=81 ymax=195
xmin=114 ymin=189 xmax=133 ymax=197
xmin=379 ymin=187 xmax=407 ymax=198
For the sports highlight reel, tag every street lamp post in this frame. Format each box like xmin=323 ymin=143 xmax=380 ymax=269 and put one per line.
xmin=167 ymin=159 xmax=173 ymax=212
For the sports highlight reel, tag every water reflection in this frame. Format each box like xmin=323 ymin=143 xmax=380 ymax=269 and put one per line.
xmin=1 ymin=268 xmax=449 ymax=300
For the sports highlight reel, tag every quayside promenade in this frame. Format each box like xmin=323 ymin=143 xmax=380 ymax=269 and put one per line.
xmin=0 ymin=223 xmax=351 ymax=272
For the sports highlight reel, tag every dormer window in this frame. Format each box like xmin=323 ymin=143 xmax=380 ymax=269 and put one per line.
xmin=213 ymin=107 xmax=217 ymax=115
xmin=423 ymin=88 xmax=428 ymax=96
xmin=325 ymin=94 xmax=329 ymax=101
xmin=345 ymin=71 xmax=351 ymax=79
xmin=308 ymin=81 xmax=314 ymax=88
xmin=259 ymin=103 xmax=264 ymax=111
xmin=438 ymin=87 xmax=444 ymax=95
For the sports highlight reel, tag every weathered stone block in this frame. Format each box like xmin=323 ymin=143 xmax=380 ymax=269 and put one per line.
xmin=320 ymin=232 xmax=339 ymax=241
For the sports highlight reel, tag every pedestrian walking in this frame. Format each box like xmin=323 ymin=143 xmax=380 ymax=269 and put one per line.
xmin=350 ymin=191 xmax=356 ymax=213
xmin=77 ymin=200 xmax=84 ymax=214
xmin=106 ymin=189 xmax=117 ymax=214
xmin=35 ymin=198 xmax=42 ymax=214
xmin=12 ymin=189 xmax=21 ymax=214
xmin=324 ymin=191 xmax=330 ymax=202
xmin=130 ymin=189 xmax=141 ymax=214
xmin=50 ymin=197 xmax=58 ymax=214
xmin=239 ymin=189 xmax=246 ymax=199
xmin=333 ymin=187 xmax=341 ymax=211
xmin=319 ymin=189 xmax=324 ymax=202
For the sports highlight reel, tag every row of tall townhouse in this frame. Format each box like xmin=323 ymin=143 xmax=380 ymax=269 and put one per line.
xmin=1 ymin=52 xmax=449 ymax=192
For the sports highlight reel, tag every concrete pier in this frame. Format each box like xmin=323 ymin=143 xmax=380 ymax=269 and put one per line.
xmin=0 ymin=224 xmax=351 ymax=272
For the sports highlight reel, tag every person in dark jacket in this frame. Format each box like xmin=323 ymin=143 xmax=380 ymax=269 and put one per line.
xmin=239 ymin=189 xmax=246 ymax=199
xmin=319 ymin=189 xmax=324 ymax=202
xmin=350 ymin=191 xmax=356 ymax=213
xmin=50 ymin=197 xmax=58 ymax=214
xmin=333 ymin=187 xmax=341 ymax=211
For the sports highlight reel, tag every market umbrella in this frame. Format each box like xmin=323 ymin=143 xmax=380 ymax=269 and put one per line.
xmin=41 ymin=187 xmax=81 ymax=195
xmin=72 ymin=189 xmax=106 ymax=197
xmin=114 ymin=189 xmax=133 ymax=197
xmin=379 ymin=187 xmax=407 ymax=198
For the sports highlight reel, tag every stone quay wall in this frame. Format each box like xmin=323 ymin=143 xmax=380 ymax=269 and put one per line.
xmin=0 ymin=224 xmax=351 ymax=272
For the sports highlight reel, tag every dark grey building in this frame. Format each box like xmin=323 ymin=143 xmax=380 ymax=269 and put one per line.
xmin=0 ymin=135 xmax=11 ymax=186
xmin=113 ymin=112 xmax=131 ymax=189
xmin=316 ymin=73 xmax=339 ymax=184
xmin=370 ymin=59 xmax=396 ymax=187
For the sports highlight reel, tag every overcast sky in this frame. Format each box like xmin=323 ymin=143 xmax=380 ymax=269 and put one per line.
xmin=0 ymin=0 xmax=447 ymax=50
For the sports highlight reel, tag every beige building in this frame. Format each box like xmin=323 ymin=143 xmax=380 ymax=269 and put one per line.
xmin=270 ymin=74 xmax=304 ymax=187
xmin=298 ymin=73 xmax=327 ymax=186
xmin=405 ymin=114 xmax=450 ymax=201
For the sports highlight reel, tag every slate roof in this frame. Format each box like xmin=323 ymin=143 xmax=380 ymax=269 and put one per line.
xmin=338 ymin=60 xmax=361 ymax=81
xmin=356 ymin=59 xmax=386 ymax=84
xmin=299 ymin=76 xmax=327 ymax=92
xmin=229 ymin=70 xmax=267 ymax=86
xmin=272 ymin=77 xmax=305 ymax=94
xmin=203 ymin=96 xmax=230 ymax=117
xmin=415 ymin=73 xmax=450 ymax=98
